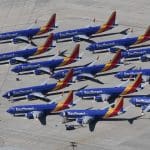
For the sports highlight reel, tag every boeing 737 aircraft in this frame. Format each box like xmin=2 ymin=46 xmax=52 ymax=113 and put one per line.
xmin=53 ymin=11 xmax=116 ymax=42
xmin=0 ymin=33 xmax=55 ymax=64
xmin=60 ymin=97 xmax=124 ymax=131
xmin=0 ymin=14 xmax=56 ymax=43
xmin=3 ymin=69 xmax=73 ymax=101
xmin=7 ymin=91 xmax=75 ymax=125
xmin=75 ymin=74 xmax=142 ymax=102
xmin=50 ymin=50 xmax=121 ymax=82
xmin=130 ymin=96 xmax=150 ymax=114
xmin=11 ymin=44 xmax=80 ymax=74
xmin=115 ymin=68 xmax=150 ymax=83
xmin=86 ymin=26 xmax=150 ymax=52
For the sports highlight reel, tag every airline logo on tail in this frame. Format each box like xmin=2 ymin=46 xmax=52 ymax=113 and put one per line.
xmin=54 ymin=69 xmax=73 ymax=90
xmin=53 ymin=91 xmax=73 ymax=112
xmin=102 ymin=49 xmax=121 ymax=72
xmin=103 ymin=97 xmax=124 ymax=118
xmin=97 ymin=11 xmax=116 ymax=33
xmin=134 ymin=26 xmax=150 ymax=44
xmin=37 ymin=13 xmax=56 ymax=35
xmin=121 ymin=74 xmax=142 ymax=95
xmin=34 ymin=33 xmax=54 ymax=55
xmin=60 ymin=44 xmax=80 ymax=66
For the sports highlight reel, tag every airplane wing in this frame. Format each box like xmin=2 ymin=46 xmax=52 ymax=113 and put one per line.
xmin=112 ymin=45 xmax=127 ymax=50
xmin=101 ymin=94 xmax=111 ymax=101
xmin=35 ymin=67 xmax=52 ymax=75
xmin=74 ymin=34 xmax=89 ymax=40
xmin=76 ymin=73 xmax=94 ymax=80
xmin=28 ymin=92 xmax=50 ymax=102
xmin=10 ymin=57 xmax=27 ymax=64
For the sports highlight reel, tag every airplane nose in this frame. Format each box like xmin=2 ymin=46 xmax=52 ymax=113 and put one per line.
xmin=2 ymin=92 xmax=10 ymax=99
xmin=6 ymin=107 xmax=15 ymax=114
xmin=11 ymin=66 xmax=18 ymax=73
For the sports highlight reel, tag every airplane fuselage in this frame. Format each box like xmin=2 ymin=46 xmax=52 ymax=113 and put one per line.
xmin=86 ymin=37 xmax=142 ymax=51
xmin=52 ymin=64 xmax=105 ymax=79
xmin=0 ymin=28 xmax=40 ymax=41
xmin=3 ymin=83 xmax=57 ymax=99
xmin=115 ymin=69 xmax=150 ymax=79
xmin=121 ymin=48 xmax=150 ymax=59
xmin=75 ymin=87 xmax=125 ymax=98
xmin=54 ymin=25 xmax=104 ymax=40
xmin=130 ymin=97 xmax=150 ymax=107
xmin=7 ymin=102 xmax=57 ymax=115
xmin=0 ymin=47 xmax=38 ymax=61
xmin=11 ymin=58 xmax=65 ymax=73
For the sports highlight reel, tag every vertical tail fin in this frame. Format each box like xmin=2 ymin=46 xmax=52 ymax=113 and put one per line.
xmin=38 ymin=13 xmax=56 ymax=35
xmin=69 ymin=44 xmax=80 ymax=59
xmin=105 ymin=11 xmax=116 ymax=26
xmin=102 ymin=50 xmax=121 ymax=72
xmin=35 ymin=33 xmax=54 ymax=55
xmin=53 ymin=91 xmax=73 ymax=112
xmin=121 ymin=74 xmax=142 ymax=95
xmin=143 ymin=26 xmax=150 ymax=37
xmin=109 ymin=49 xmax=121 ymax=67
xmin=104 ymin=97 xmax=124 ymax=118
xmin=97 ymin=11 xmax=116 ymax=33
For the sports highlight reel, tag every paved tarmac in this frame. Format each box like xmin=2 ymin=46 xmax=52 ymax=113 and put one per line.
xmin=0 ymin=0 xmax=149 ymax=150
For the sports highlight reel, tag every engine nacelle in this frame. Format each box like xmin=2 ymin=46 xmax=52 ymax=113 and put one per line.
xmin=26 ymin=112 xmax=34 ymax=119
xmin=26 ymin=94 xmax=36 ymax=100
xmin=94 ymin=96 xmax=103 ymax=102
xmin=72 ymin=36 xmax=80 ymax=42
xmin=140 ymin=55 xmax=149 ymax=62
xmin=34 ymin=69 xmax=44 ymax=75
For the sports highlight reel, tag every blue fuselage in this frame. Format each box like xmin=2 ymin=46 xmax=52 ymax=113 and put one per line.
xmin=7 ymin=102 xmax=57 ymax=115
xmin=75 ymin=87 xmax=125 ymax=98
xmin=2 ymin=83 xmax=57 ymax=99
xmin=86 ymin=37 xmax=139 ymax=51
xmin=11 ymin=58 xmax=65 ymax=73
xmin=0 ymin=28 xmax=40 ymax=41
xmin=61 ymin=109 xmax=109 ymax=119
xmin=130 ymin=96 xmax=150 ymax=107
xmin=54 ymin=26 xmax=102 ymax=40
xmin=115 ymin=69 xmax=150 ymax=79
xmin=0 ymin=48 xmax=38 ymax=62
xmin=121 ymin=48 xmax=150 ymax=59
xmin=52 ymin=64 xmax=105 ymax=79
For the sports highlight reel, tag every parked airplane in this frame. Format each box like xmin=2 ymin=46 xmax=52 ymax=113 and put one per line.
xmin=121 ymin=47 xmax=150 ymax=62
xmin=11 ymin=44 xmax=80 ymax=74
xmin=0 ymin=14 xmax=56 ymax=43
xmin=54 ymin=11 xmax=116 ymax=42
xmin=2 ymin=69 xmax=73 ymax=101
xmin=86 ymin=26 xmax=150 ymax=52
xmin=130 ymin=96 xmax=150 ymax=114
xmin=7 ymin=91 xmax=75 ymax=125
xmin=0 ymin=33 xmax=55 ymax=64
xmin=75 ymin=74 xmax=142 ymax=102
xmin=50 ymin=50 xmax=121 ymax=82
xmin=60 ymin=97 xmax=125 ymax=132
xmin=115 ymin=68 xmax=150 ymax=83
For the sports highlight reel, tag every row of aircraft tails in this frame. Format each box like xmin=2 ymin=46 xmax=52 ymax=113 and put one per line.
xmin=0 ymin=11 xmax=149 ymax=132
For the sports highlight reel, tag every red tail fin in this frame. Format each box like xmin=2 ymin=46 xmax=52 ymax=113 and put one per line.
xmin=62 ymin=69 xmax=73 ymax=85
xmin=44 ymin=13 xmax=56 ymax=30
xmin=40 ymin=33 xmax=54 ymax=48
xmin=121 ymin=74 xmax=142 ymax=95
xmin=104 ymin=97 xmax=124 ymax=118
xmin=53 ymin=91 xmax=73 ymax=112
xmin=109 ymin=49 xmax=121 ymax=66
xmin=69 ymin=44 xmax=80 ymax=59
xmin=143 ymin=26 xmax=150 ymax=37
xmin=105 ymin=11 xmax=116 ymax=26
